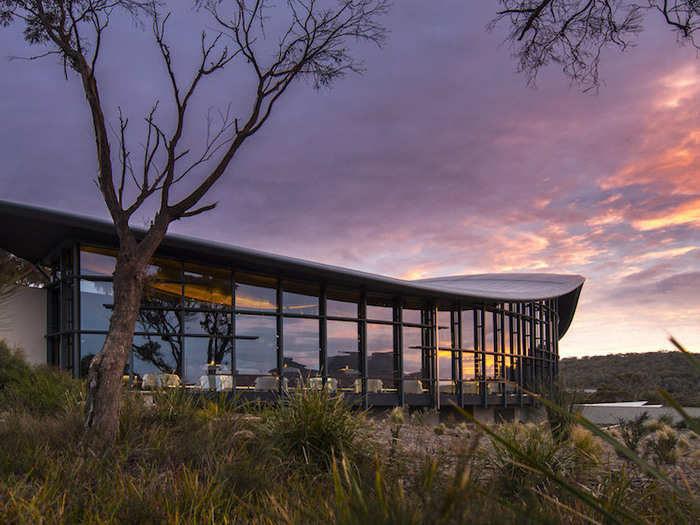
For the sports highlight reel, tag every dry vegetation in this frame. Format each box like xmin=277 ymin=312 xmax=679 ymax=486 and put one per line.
xmin=1 ymin=341 xmax=699 ymax=524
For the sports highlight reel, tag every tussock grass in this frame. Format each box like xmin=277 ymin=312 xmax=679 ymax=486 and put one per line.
xmin=0 ymin=340 xmax=82 ymax=416
xmin=261 ymin=389 xmax=363 ymax=470
xmin=1 ymin=339 xmax=699 ymax=523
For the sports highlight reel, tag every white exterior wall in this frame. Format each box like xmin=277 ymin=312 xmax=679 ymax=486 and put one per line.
xmin=0 ymin=286 xmax=46 ymax=364
xmin=574 ymin=405 xmax=700 ymax=426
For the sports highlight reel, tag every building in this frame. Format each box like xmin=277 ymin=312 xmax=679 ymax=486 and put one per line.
xmin=0 ymin=200 xmax=583 ymax=412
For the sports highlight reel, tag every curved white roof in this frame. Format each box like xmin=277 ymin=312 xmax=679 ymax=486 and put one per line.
xmin=413 ymin=273 xmax=585 ymax=302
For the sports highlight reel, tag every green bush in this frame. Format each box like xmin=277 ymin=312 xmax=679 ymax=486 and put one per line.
xmin=644 ymin=424 xmax=679 ymax=465
xmin=617 ymin=412 xmax=651 ymax=453
xmin=0 ymin=340 xmax=82 ymax=416
xmin=484 ymin=422 xmax=574 ymax=496
xmin=262 ymin=389 xmax=362 ymax=469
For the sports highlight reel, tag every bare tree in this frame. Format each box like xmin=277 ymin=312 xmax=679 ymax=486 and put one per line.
xmin=1 ymin=0 xmax=389 ymax=443
xmin=490 ymin=1 xmax=699 ymax=89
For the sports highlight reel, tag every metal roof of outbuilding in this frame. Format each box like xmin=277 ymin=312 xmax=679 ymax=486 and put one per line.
xmin=0 ymin=200 xmax=584 ymax=337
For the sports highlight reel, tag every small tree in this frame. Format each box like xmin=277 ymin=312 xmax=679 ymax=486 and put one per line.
xmin=491 ymin=1 xmax=699 ymax=89
xmin=1 ymin=0 xmax=389 ymax=443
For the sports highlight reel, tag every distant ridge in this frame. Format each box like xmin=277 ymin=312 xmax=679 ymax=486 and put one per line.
xmin=560 ymin=351 xmax=700 ymax=406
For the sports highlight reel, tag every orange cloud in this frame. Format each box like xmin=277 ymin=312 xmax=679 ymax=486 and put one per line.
xmin=632 ymin=198 xmax=700 ymax=231
xmin=657 ymin=64 xmax=700 ymax=108
xmin=623 ymin=246 xmax=697 ymax=263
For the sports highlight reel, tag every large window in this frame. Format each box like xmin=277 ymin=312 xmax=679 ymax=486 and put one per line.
xmin=403 ymin=326 xmax=426 ymax=391
xmin=80 ymin=246 xmax=115 ymax=277
xmin=366 ymin=305 xmax=392 ymax=322
xmin=437 ymin=310 xmax=454 ymax=393
xmin=283 ymin=317 xmax=319 ymax=386
xmin=73 ymin=245 xmax=559 ymax=401
xmin=236 ymin=273 xmax=276 ymax=312
xmin=80 ymin=280 xmax=113 ymax=331
xmin=327 ymin=299 xmax=357 ymax=318
xmin=79 ymin=333 xmax=106 ymax=377
xmin=132 ymin=334 xmax=182 ymax=381
xmin=282 ymin=281 xmax=319 ymax=316
xmin=185 ymin=336 xmax=232 ymax=385
xmin=461 ymin=310 xmax=476 ymax=386
xmin=235 ymin=314 xmax=277 ymax=387
xmin=367 ymin=323 xmax=394 ymax=391
xmin=327 ymin=321 xmax=359 ymax=391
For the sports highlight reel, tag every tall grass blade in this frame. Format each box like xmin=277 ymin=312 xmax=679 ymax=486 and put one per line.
xmin=657 ymin=388 xmax=700 ymax=434
xmin=450 ymin=402 xmax=640 ymax=525
xmin=668 ymin=336 xmax=700 ymax=374
xmin=516 ymin=385 xmax=688 ymax=497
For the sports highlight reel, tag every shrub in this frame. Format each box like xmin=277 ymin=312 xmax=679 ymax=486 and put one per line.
xmin=0 ymin=340 xmax=82 ymax=416
xmin=433 ymin=423 xmax=446 ymax=436
xmin=568 ymin=424 xmax=603 ymax=466
xmin=485 ymin=422 xmax=574 ymax=496
xmin=388 ymin=407 xmax=404 ymax=458
xmin=617 ymin=412 xmax=651 ymax=453
xmin=262 ymin=389 xmax=362 ymax=469
xmin=644 ymin=425 xmax=679 ymax=465
xmin=542 ymin=382 xmax=580 ymax=441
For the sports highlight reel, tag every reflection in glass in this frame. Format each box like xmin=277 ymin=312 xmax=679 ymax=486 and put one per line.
xmin=438 ymin=349 xmax=456 ymax=393
xmin=327 ymin=321 xmax=359 ymax=390
xmin=366 ymin=305 xmax=392 ymax=322
xmin=484 ymin=311 xmax=495 ymax=380
xmin=132 ymin=334 xmax=182 ymax=382
xmin=184 ymin=262 xmax=231 ymax=281
xmin=403 ymin=309 xmax=422 ymax=324
xmin=80 ymin=280 xmax=113 ymax=331
xmin=484 ymin=310 xmax=494 ymax=353
xmin=184 ymin=276 xmax=232 ymax=309
xmin=437 ymin=310 xmax=452 ymax=390
xmin=403 ymin=327 xmax=423 ymax=380
xmin=283 ymin=291 xmax=318 ymax=316
xmin=283 ymin=318 xmax=319 ymax=386
xmin=145 ymin=257 xmax=182 ymax=280
xmin=136 ymin=309 xmax=181 ymax=335
xmin=461 ymin=310 xmax=477 ymax=384
xmin=327 ymin=299 xmax=357 ymax=318
xmin=142 ymin=281 xmax=182 ymax=309
xmin=184 ymin=309 xmax=231 ymax=336
xmin=235 ymin=283 xmax=276 ymax=312
xmin=235 ymin=314 xmax=277 ymax=386
xmin=367 ymin=323 xmax=394 ymax=390
xmin=80 ymin=333 xmax=106 ymax=377
xmin=184 ymin=336 xmax=232 ymax=385
xmin=80 ymin=246 xmax=116 ymax=276
xmin=462 ymin=353 xmax=477 ymax=385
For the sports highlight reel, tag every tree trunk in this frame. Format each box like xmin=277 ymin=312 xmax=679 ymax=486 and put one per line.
xmin=84 ymin=251 xmax=147 ymax=444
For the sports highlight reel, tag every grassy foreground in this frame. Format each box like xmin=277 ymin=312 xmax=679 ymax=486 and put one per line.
xmin=1 ymin=342 xmax=699 ymax=524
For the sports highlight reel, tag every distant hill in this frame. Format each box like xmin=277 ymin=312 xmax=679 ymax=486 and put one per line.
xmin=559 ymin=351 xmax=700 ymax=406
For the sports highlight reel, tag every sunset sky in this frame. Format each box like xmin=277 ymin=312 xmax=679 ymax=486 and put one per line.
xmin=1 ymin=2 xmax=698 ymax=358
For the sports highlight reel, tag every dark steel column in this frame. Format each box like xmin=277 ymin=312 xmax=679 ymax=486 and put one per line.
xmin=359 ymin=293 xmax=367 ymax=408
xmin=394 ymin=301 xmax=404 ymax=406
xmin=431 ymin=305 xmax=439 ymax=410
xmin=480 ymin=308 xmax=487 ymax=409
xmin=319 ymin=286 xmax=327 ymax=384
xmin=276 ymin=281 xmax=284 ymax=394
xmin=231 ymin=273 xmax=237 ymax=393
xmin=457 ymin=309 xmax=464 ymax=408
xmin=72 ymin=243 xmax=80 ymax=379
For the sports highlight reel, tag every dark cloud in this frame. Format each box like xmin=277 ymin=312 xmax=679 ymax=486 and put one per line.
xmin=1 ymin=2 xmax=699 ymax=356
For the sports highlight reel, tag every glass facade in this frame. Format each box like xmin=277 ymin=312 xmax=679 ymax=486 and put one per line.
xmin=48 ymin=242 xmax=561 ymax=407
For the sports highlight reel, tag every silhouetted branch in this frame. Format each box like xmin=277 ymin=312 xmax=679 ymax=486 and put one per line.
xmin=491 ymin=1 xmax=699 ymax=90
